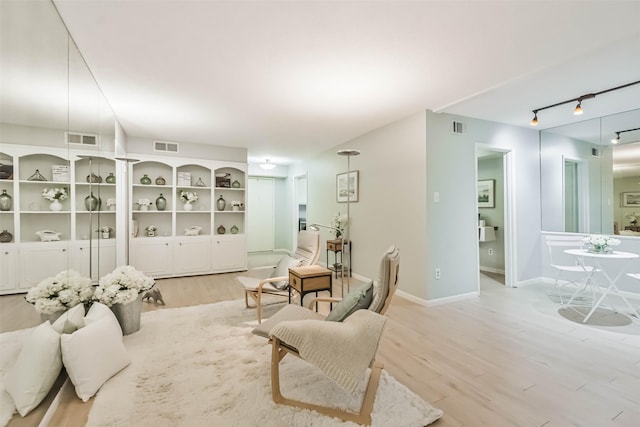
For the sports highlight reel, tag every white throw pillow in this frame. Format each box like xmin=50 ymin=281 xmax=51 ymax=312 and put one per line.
xmin=4 ymin=322 xmax=62 ymax=416
xmin=270 ymin=254 xmax=302 ymax=290
xmin=84 ymin=302 xmax=123 ymax=337
xmin=61 ymin=317 xmax=131 ymax=402
xmin=51 ymin=303 xmax=85 ymax=334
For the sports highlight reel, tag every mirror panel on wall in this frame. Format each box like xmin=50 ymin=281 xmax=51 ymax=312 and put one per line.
xmin=540 ymin=108 xmax=640 ymax=236
xmin=0 ymin=0 xmax=118 ymax=292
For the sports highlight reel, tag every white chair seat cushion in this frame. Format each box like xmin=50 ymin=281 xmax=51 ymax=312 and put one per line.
xmin=252 ymin=304 xmax=324 ymax=338
xmin=551 ymin=264 xmax=595 ymax=273
xmin=4 ymin=321 xmax=62 ymax=416
xmin=237 ymin=276 xmax=286 ymax=293
xmin=270 ymin=310 xmax=387 ymax=394
xmin=61 ymin=316 xmax=130 ymax=402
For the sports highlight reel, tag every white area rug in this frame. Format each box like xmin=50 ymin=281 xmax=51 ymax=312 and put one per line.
xmin=87 ymin=300 xmax=443 ymax=426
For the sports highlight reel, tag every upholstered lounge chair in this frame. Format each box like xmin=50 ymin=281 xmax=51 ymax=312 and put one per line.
xmin=252 ymin=245 xmax=400 ymax=425
xmin=237 ymin=230 xmax=320 ymax=323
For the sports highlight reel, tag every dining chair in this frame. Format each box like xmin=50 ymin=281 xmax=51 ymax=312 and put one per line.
xmin=545 ymin=235 xmax=596 ymax=303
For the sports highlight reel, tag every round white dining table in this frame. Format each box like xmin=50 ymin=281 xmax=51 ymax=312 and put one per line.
xmin=563 ymin=249 xmax=639 ymax=323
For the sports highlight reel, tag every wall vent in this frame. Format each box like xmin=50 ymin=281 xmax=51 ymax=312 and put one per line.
xmin=591 ymin=148 xmax=600 ymax=157
xmin=154 ymin=140 xmax=179 ymax=153
xmin=65 ymin=132 xmax=98 ymax=146
xmin=452 ymin=121 xmax=465 ymax=134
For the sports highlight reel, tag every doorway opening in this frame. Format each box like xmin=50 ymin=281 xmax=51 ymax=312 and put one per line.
xmin=476 ymin=144 xmax=516 ymax=290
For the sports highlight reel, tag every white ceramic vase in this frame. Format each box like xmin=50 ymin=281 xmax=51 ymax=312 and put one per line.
xmin=184 ymin=202 xmax=193 ymax=211
xmin=49 ymin=200 xmax=62 ymax=211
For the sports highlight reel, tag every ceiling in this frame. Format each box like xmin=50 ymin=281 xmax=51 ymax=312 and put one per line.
xmin=34 ymin=1 xmax=640 ymax=165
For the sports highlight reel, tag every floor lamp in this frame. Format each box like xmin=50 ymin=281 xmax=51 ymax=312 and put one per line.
xmin=337 ymin=149 xmax=360 ymax=288
xmin=309 ymin=223 xmax=346 ymax=295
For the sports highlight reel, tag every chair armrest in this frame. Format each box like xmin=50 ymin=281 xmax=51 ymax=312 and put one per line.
xmin=257 ymin=276 xmax=288 ymax=291
xmin=307 ymin=297 xmax=342 ymax=310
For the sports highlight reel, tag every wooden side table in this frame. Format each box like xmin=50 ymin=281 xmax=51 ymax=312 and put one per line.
xmin=326 ymin=239 xmax=351 ymax=277
xmin=288 ymin=265 xmax=333 ymax=306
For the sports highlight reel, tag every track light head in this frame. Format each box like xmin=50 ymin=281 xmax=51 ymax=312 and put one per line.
xmin=611 ymin=132 xmax=621 ymax=144
xmin=573 ymin=101 xmax=583 ymax=115
xmin=530 ymin=112 xmax=538 ymax=126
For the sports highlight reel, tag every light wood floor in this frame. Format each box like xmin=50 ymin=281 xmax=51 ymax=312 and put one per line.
xmin=2 ymin=271 xmax=640 ymax=426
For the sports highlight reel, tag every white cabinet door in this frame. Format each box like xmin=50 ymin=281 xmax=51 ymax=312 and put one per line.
xmin=72 ymin=241 xmax=117 ymax=281
xmin=19 ymin=243 xmax=69 ymax=289
xmin=213 ymin=235 xmax=246 ymax=271
xmin=0 ymin=244 xmax=18 ymax=292
xmin=173 ymin=237 xmax=211 ymax=275
xmin=130 ymin=238 xmax=173 ymax=277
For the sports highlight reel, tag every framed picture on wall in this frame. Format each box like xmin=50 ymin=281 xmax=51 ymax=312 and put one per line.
xmin=336 ymin=171 xmax=359 ymax=203
xmin=477 ymin=179 xmax=495 ymax=208
xmin=621 ymin=192 xmax=640 ymax=207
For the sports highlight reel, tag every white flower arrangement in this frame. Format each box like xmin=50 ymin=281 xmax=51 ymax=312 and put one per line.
xmin=106 ymin=198 xmax=116 ymax=207
xmin=137 ymin=198 xmax=152 ymax=206
xmin=180 ymin=190 xmax=198 ymax=203
xmin=331 ymin=213 xmax=348 ymax=238
xmin=93 ymin=265 xmax=155 ymax=307
xmin=231 ymin=200 xmax=243 ymax=207
xmin=145 ymin=225 xmax=157 ymax=232
xmin=25 ymin=270 xmax=93 ymax=314
xmin=583 ymin=235 xmax=621 ymax=253
xmin=41 ymin=187 xmax=68 ymax=201
xmin=626 ymin=212 xmax=638 ymax=224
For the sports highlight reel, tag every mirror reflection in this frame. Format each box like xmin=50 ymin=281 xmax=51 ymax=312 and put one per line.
xmin=540 ymin=108 xmax=640 ymax=236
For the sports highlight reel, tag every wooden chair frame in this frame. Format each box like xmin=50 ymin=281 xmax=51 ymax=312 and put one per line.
xmin=270 ymin=336 xmax=383 ymax=425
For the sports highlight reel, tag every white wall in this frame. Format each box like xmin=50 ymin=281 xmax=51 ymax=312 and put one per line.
xmin=291 ymin=111 xmax=428 ymax=298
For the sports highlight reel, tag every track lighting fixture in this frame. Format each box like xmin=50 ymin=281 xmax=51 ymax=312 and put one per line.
xmin=611 ymin=132 xmax=621 ymax=144
xmin=611 ymin=128 xmax=640 ymax=144
xmin=529 ymin=80 xmax=640 ymax=125
xmin=573 ymin=101 xmax=583 ymax=115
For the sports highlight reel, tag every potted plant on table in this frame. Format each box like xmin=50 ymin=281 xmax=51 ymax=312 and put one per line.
xmin=25 ymin=270 xmax=94 ymax=322
xmin=93 ymin=265 xmax=155 ymax=335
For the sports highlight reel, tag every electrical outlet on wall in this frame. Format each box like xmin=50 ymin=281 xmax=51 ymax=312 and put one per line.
xmin=488 ymin=248 xmax=494 ymax=255
xmin=435 ymin=268 xmax=441 ymax=279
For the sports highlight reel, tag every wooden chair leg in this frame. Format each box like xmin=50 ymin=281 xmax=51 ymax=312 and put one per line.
xmin=270 ymin=338 xmax=382 ymax=426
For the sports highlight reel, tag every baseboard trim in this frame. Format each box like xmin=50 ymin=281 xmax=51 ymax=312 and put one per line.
xmin=395 ymin=289 xmax=479 ymax=307
xmin=480 ymin=266 xmax=505 ymax=275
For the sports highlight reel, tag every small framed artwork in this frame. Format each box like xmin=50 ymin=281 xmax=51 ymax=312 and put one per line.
xmin=621 ymin=192 xmax=640 ymax=207
xmin=336 ymin=171 xmax=359 ymax=203
xmin=477 ymin=179 xmax=495 ymax=208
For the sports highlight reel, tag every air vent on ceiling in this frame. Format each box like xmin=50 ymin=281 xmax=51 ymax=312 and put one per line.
xmin=154 ymin=140 xmax=179 ymax=153
xmin=65 ymin=132 xmax=98 ymax=146
xmin=452 ymin=121 xmax=465 ymax=134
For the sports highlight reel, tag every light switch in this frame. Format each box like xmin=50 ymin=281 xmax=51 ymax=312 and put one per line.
xmin=434 ymin=192 xmax=440 ymax=203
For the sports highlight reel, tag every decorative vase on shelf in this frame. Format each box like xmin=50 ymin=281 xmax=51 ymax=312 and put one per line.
xmin=155 ymin=176 xmax=166 ymax=185
xmin=230 ymin=225 xmax=239 ymax=234
xmin=84 ymin=193 xmax=101 ymax=211
xmin=105 ymin=172 xmax=116 ymax=184
xmin=0 ymin=189 xmax=11 ymax=211
xmin=156 ymin=194 xmax=167 ymax=211
xmin=140 ymin=174 xmax=152 ymax=185
xmin=49 ymin=200 xmax=62 ymax=211
xmin=232 ymin=180 xmax=241 ymax=188
xmin=217 ymin=196 xmax=226 ymax=211
xmin=184 ymin=202 xmax=193 ymax=211
xmin=217 ymin=225 xmax=226 ymax=234
xmin=86 ymin=173 xmax=102 ymax=183
xmin=0 ymin=229 xmax=13 ymax=242
xmin=110 ymin=294 xmax=143 ymax=335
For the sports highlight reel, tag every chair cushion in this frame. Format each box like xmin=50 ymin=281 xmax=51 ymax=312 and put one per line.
xmin=325 ymin=281 xmax=373 ymax=322
xmin=369 ymin=245 xmax=398 ymax=313
xmin=270 ymin=254 xmax=303 ymax=290
xmin=252 ymin=304 xmax=324 ymax=338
